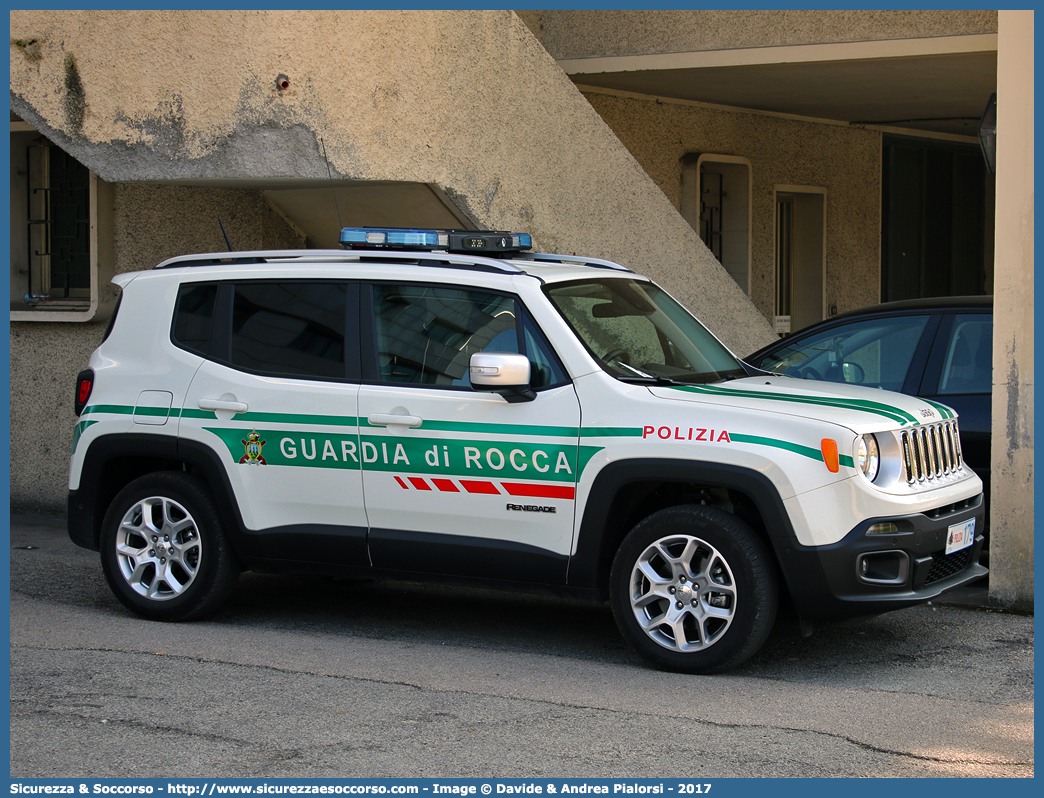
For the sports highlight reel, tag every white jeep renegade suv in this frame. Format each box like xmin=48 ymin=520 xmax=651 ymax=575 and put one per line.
xmin=68 ymin=227 xmax=987 ymax=673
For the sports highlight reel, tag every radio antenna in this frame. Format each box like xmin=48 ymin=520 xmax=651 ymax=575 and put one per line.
xmin=218 ymin=218 xmax=234 ymax=251
xmin=320 ymin=137 xmax=344 ymax=229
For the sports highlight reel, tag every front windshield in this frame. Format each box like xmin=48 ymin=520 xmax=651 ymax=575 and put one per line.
xmin=545 ymin=278 xmax=746 ymax=384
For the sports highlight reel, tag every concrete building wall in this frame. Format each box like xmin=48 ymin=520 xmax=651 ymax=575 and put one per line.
xmin=111 ymin=185 xmax=306 ymax=274
xmin=988 ymin=10 xmax=1034 ymax=611
xmin=583 ymin=91 xmax=883 ymax=324
xmin=523 ymin=10 xmax=998 ymax=59
xmin=9 ymin=9 xmax=776 ymax=511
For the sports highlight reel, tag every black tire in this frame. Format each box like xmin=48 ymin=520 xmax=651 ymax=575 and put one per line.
xmin=99 ymin=472 xmax=239 ymax=621
xmin=609 ymin=505 xmax=778 ymax=674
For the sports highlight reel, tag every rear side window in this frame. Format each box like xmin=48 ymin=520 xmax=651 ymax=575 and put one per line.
xmin=937 ymin=314 xmax=992 ymax=395
xmin=231 ymin=282 xmax=347 ymax=379
xmin=172 ymin=283 xmax=218 ymax=356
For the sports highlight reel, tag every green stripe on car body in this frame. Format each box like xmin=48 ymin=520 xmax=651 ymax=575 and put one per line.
xmin=923 ymin=399 xmax=955 ymax=420
xmin=71 ymin=420 xmax=98 ymax=455
xmin=179 ymin=408 xmax=218 ymax=420
xmin=83 ymin=405 xmax=577 ymax=437
xmin=580 ymin=427 xmax=646 ymax=437
xmin=233 ymin=410 xmax=360 ymax=427
xmin=84 ymin=390 xmax=938 ymax=432
xmin=392 ymin=419 xmax=581 ymax=438
xmin=82 ymin=404 xmax=134 ymax=416
xmin=667 ymin=384 xmax=919 ymax=426
xmin=78 ymin=405 xmax=859 ymax=472
xmin=729 ymin=433 xmax=856 ymax=469
xmin=81 ymin=404 xmax=219 ymax=421
xmin=131 ymin=406 xmax=170 ymax=418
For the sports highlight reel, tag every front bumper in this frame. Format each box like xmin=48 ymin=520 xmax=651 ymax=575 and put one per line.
xmin=778 ymin=493 xmax=987 ymax=621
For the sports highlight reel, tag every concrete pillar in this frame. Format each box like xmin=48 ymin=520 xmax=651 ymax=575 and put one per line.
xmin=988 ymin=10 xmax=1034 ymax=610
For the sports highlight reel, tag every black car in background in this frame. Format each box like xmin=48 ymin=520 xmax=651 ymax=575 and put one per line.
xmin=745 ymin=296 xmax=993 ymax=522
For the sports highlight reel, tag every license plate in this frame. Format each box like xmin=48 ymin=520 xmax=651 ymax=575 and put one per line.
xmin=945 ymin=518 xmax=976 ymax=555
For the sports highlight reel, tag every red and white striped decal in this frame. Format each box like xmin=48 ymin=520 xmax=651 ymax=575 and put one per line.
xmin=394 ymin=475 xmax=575 ymax=500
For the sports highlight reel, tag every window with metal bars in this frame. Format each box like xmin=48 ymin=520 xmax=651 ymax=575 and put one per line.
xmin=11 ymin=128 xmax=93 ymax=312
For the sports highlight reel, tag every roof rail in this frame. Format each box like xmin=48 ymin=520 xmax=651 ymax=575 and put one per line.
xmin=515 ymin=252 xmax=633 ymax=273
xmin=153 ymin=249 xmax=527 ymax=275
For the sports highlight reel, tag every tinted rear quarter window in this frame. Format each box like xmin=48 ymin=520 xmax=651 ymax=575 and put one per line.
xmin=172 ymin=283 xmax=218 ymax=356
xmin=230 ymin=282 xmax=347 ymax=379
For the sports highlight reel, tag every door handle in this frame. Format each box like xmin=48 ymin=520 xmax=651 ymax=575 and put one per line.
xmin=199 ymin=398 xmax=249 ymax=413
xmin=368 ymin=413 xmax=422 ymax=428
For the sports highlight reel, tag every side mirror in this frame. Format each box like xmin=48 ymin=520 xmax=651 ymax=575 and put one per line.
xmin=470 ymin=352 xmax=535 ymax=403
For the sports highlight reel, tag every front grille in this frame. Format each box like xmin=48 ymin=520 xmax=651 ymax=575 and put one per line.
xmin=901 ymin=420 xmax=963 ymax=485
xmin=924 ymin=547 xmax=973 ymax=585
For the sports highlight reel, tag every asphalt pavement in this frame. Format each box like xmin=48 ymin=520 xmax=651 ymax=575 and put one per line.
xmin=8 ymin=512 xmax=1034 ymax=779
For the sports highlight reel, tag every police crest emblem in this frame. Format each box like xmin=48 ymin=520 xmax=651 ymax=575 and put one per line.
xmin=239 ymin=430 xmax=267 ymax=464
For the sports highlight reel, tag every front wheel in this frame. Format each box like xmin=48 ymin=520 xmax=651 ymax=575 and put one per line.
xmin=99 ymin=472 xmax=239 ymax=621
xmin=609 ymin=505 xmax=778 ymax=673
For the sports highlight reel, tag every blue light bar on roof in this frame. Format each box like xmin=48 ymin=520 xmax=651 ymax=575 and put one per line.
xmin=339 ymin=227 xmax=443 ymax=249
xmin=339 ymin=227 xmax=533 ymax=255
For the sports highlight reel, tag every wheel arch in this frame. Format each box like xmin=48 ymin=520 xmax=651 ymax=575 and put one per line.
xmin=98 ymin=469 xmax=241 ymax=620
xmin=68 ymin=433 xmax=247 ymax=554
xmin=568 ymin=458 xmax=799 ymax=600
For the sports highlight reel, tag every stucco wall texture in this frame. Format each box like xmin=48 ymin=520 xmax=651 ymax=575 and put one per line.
xmin=584 ymin=91 xmax=883 ymax=321
xmin=526 ymin=10 xmax=999 ymax=59
xmin=111 ymin=185 xmax=306 ymax=275
xmin=10 ymin=9 xmax=776 ymax=510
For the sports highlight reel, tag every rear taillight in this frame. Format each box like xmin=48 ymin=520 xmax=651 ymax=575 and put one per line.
xmin=75 ymin=369 xmax=94 ymax=416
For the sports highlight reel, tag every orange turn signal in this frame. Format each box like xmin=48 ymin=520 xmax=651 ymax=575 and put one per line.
xmin=821 ymin=439 xmax=840 ymax=473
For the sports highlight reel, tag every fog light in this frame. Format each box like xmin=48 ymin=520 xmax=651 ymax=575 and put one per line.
xmin=856 ymin=551 xmax=909 ymax=585
xmin=866 ymin=522 xmax=899 ymax=536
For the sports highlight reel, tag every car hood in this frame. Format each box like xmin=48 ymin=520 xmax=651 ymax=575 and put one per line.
xmin=648 ymin=376 xmax=953 ymax=433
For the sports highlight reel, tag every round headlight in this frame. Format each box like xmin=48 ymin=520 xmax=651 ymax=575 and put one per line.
xmin=857 ymin=434 xmax=880 ymax=482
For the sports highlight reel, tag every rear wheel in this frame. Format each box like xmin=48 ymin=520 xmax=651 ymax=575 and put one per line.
xmin=100 ymin=472 xmax=238 ymax=621
xmin=610 ymin=505 xmax=778 ymax=673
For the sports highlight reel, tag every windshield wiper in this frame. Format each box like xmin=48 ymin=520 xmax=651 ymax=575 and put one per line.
xmin=613 ymin=362 xmax=690 ymax=386
xmin=618 ymin=369 xmax=749 ymax=386
xmin=614 ymin=362 xmax=657 ymax=379
xmin=616 ymin=375 xmax=687 ymax=386
xmin=739 ymin=360 xmax=778 ymax=378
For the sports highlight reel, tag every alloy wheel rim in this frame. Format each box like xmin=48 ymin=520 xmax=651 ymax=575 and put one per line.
xmin=628 ymin=534 xmax=737 ymax=651
xmin=115 ymin=496 xmax=202 ymax=601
